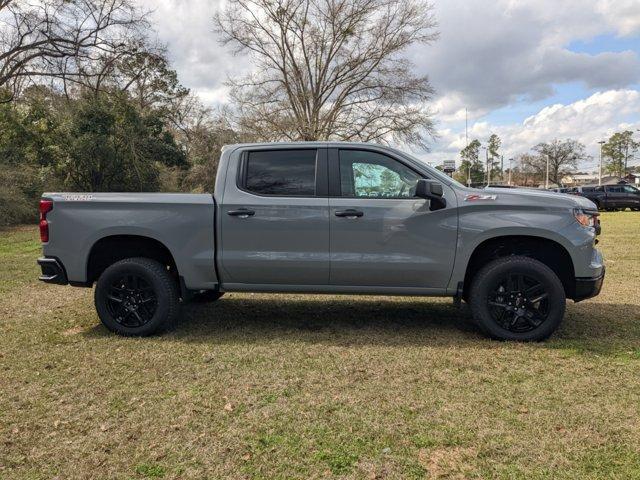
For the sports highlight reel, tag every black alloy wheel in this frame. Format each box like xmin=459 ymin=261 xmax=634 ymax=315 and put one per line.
xmin=487 ymin=273 xmax=550 ymax=333
xmin=469 ymin=256 xmax=566 ymax=341
xmin=95 ymin=257 xmax=179 ymax=336
xmin=106 ymin=274 xmax=158 ymax=328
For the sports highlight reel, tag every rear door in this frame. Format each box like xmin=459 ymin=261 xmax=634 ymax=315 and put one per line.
xmin=327 ymin=148 xmax=457 ymax=289
xmin=219 ymin=147 xmax=330 ymax=285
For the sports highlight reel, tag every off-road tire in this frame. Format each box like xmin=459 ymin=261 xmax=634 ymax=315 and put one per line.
xmin=95 ymin=257 xmax=179 ymax=336
xmin=469 ymin=256 xmax=566 ymax=341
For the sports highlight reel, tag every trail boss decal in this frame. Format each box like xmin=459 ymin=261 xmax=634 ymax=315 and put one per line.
xmin=63 ymin=194 xmax=94 ymax=201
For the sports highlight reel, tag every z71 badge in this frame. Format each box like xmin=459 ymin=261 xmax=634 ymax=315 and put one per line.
xmin=464 ymin=194 xmax=498 ymax=201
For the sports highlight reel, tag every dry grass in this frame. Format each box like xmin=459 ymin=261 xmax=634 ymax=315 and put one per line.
xmin=1 ymin=213 xmax=639 ymax=479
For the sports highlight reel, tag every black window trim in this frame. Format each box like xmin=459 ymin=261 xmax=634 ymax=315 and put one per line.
xmin=329 ymin=147 xmax=428 ymax=199
xmin=236 ymin=147 xmax=328 ymax=198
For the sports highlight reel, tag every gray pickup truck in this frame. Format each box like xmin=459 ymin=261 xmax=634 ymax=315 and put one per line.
xmin=37 ymin=142 xmax=605 ymax=341
xmin=572 ymin=184 xmax=640 ymax=211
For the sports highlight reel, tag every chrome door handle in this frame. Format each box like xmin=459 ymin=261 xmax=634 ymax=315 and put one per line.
xmin=227 ymin=209 xmax=255 ymax=218
xmin=335 ymin=209 xmax=364 ymax=218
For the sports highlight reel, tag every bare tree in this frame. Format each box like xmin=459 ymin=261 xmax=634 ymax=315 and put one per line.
xmin=66 ymin=41 xmax=190 ymax=113
xmin=602 ymin=130 xmax=639 ymax=178
xmin=167 ymin=95 xmax=240 ymax=191
xmin=514 ymin=153 xmax=544 ymax=187
xmin=0 ymin=0 xmax=147 ymax=97
xmin=215 ymin=0 xmax=438 ymax=147
xmin=532 ymin=139 xmax=586 ymax=186
xmin=115 ymin=47 xmax=189 ymax=111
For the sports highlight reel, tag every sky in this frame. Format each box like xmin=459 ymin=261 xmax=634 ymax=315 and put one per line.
xmin=141 ymin=0 xmax=640 ymax=171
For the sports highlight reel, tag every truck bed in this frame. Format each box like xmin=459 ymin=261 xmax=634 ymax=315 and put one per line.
xmin=41 ymin=193 xmax=219 ymax=290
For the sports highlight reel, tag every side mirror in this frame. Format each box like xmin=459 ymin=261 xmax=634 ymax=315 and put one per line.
xmin=415 ymin=179 xmax=446 ymax=210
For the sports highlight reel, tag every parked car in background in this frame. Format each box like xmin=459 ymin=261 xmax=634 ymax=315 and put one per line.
xmin=572 ymin=184 xmax=640 ymax=211
xmin=37 ymin=142 xmax=605 ymax=341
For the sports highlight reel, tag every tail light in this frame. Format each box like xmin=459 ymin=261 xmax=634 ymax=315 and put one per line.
xmin=39 ymin=199 xmax=53 ymax=243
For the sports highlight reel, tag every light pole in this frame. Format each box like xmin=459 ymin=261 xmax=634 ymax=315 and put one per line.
xmin=636 ymin=130 xmax=640 ymax=185
xmin=481 ymin=146 xmax=490 ymax=186
xmin=465 ymin=108 xmax=470 ymax=187
xmin=487 ymin=148 xmax=491 ymax=187
xmin=545 ymin=154 xmax=550 ymax=189
xmin=508 ymin=157 xmax=513 ymax=186
xmin=598 ymin=140 xmax=606 ymax=186
xmin=636 ymin=128 xmax=640 ymax=179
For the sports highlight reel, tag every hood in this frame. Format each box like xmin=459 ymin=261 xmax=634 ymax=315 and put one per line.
xmin=479 ymin=187 xmax=598 ymax=210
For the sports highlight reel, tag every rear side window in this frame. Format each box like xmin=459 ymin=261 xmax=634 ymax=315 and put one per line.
xmin=244 ymin=149 xmax=317 ymax=196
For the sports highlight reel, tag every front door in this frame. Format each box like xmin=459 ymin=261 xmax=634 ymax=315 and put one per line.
xmin=220 ymin=148 xmax=330 ymax=285
xmin=328 ymin=148 xmax=458 ymax=289
xmin=606 ymin=185 xmax=625 ymax=208
xmin=622 ymin=185 xmax=640 ymax=208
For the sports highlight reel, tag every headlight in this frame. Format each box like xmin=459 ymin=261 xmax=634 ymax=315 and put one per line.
xmin=574 ymin=208 xmax=599 ymax=230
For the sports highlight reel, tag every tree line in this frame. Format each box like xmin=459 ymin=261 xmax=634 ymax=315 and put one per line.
xmin=2 ymin=0 xmax=637 ymax=226
xmin=0 ymin=0 xmax=438 ymax=225
xmin=454 ymin=132 xmax=639 ymax=187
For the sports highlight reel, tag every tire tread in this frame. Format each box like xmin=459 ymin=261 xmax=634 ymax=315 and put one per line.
xmin=469 ymin=255 xmax=566 ymax=341
xmin=94 ymin=257 xmax=179 ymax=336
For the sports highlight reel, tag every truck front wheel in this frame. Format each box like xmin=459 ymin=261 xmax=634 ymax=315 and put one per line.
xmin=469 ymin=256 xmax=566 ymax=341
xmin=95 ymin=257 xmax=179 ymax=336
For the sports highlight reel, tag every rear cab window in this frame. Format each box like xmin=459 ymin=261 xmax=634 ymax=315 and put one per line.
xmin=241 ymin=149 xmax=317 ymax=196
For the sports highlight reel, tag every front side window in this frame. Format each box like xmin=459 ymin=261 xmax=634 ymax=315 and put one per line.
xmin=339 ymin=150 xmax=421 ymax=198
xmin=623 ymin=185 xmax=639 ymax=194
xmin=244 ymin=149 xmax=317 ymax=196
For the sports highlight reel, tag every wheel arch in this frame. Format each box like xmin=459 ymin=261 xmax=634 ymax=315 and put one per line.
xmin=462 ymin=235 xmax=576 ymax=300
xmin=86 ymin=235 xmax=179 ymax=285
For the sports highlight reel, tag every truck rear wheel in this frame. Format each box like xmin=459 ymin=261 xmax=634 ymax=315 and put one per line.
xmin=95 ymin=257 xmax=179 ymax=336
xmin=469 ymin=256 xmax=566 ymax=341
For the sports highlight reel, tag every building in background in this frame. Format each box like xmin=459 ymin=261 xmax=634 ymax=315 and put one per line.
xmin=561 ymin=172 xmax=599 ymax=186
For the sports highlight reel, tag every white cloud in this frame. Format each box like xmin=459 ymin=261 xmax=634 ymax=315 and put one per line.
xmin=139 ymin=0 xmax=247 ymax=93
xmin=135 ymin=0 xmax=640 ymax=171
xmin=140 ymin=0 xmax=640 ymax=112
xmin=597 ymin=0 xmax=640 ymax=36
xmin=421 ymin=89 xmax=640 ymax=169
xmin=411 ymin=0 xmax=640 ymax=114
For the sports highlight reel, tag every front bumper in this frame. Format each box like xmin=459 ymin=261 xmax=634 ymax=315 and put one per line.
xmin=573 ymin=266 xmax=605 ymax=302
xmin=37 ymin=257 xmax=69 ymax=285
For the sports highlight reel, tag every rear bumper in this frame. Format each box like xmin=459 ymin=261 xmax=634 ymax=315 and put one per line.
xmin=573 ymin=266 xmax=605 ymax=302
xmin=37 ymin=257 xmax=68 ymax=285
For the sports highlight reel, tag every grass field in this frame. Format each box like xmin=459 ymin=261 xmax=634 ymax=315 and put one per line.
xmin=1 ymin=213 xmax=639 ymax=479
